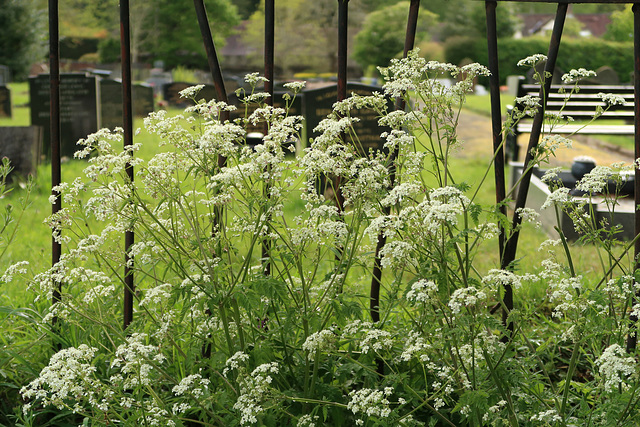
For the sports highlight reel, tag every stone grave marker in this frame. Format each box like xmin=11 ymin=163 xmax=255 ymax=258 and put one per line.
xmin=29 ymin=73 xmax=98 ymax=158
xmin=303 ymin=83 xmax=391 ymax=155
xmin=163 ymin=82 xmax=217 ymax=107
xmin=0 ymin=86 xmax=11 ymax=118
xmin=0 ymin=126 xmax=42 ymax=179
xmin=0 ymin=65 xmax=10 ymax=85
xmin=99 ymin=79 xmax=155 ymax=129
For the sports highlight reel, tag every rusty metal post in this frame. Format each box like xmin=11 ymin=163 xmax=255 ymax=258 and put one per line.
xmin=485 ymin=1 xmax=506 ymax=259
xmin=501 ymin=3 xmax=568 ymax=335
xmin=337 ymin=0 xmax=349 ymax=103
xmin=120 ymin=0 xmax=135 ymax=330
xmin=262 ymin=0 xmax=275 ymax=276
xmin=627 ymin=3 xmax=640 ymax=353
xmin=49 ymin=0 xmax=61 ymax=310
xmin=193 ymin=0 xmax=229 ymax=113
xmin=370 ymin=0 xmax=420 ymax=326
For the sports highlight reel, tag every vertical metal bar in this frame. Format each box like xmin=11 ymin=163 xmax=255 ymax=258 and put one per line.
xmin=262 ymin=0 xmax=275 ymax=276
xmin=264 ymin=0 xmax=274 ymax=106
xmin=194 ymin=0 xmax=229 ymax=175
xmin=193 ymin=0 xmax=233 ymax=358
xmin=193 ymin=0 xmax=229 ymax=111
xmin=337 ymin=0 xmax=349 ymax=103
xmin=120 ymin=0 xmax=135 ymax=330
xmin=370 ymin=0 xmax=420 ymax=326
xmin=627 ymin=3 xmax=640 ymax=353
xmin=49 ymin=0 xmax=61 ymax=310
xmin=501 ymin=3 xmax=568 ymax=334
xmin=485 ymin=1 xmax=506 ymax=260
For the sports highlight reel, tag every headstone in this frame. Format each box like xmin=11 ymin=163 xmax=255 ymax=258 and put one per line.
xmin=0 ymin=65 xmax=10 ymax=85
xmin=146 ymin=70 xmax=172 ymax=97
xmin=162 ymin=82 xmax=217 ymax=107
xmin=0 ymin=86 xmax=11 ymax=118
xmin=99 ymin=80 xmax=155 ymax=129
xmin=584 ymin=66 xmax=620 ymax=85
xmin=0 ymin=126 xmax=42 ymax=179
xmin=303 ymin=83 xmax=392 ymax=155
xmin=29 ymin=73 xmax=98 ymax=158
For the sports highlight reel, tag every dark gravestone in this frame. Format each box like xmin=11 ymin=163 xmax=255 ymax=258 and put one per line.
xmin=162 ymin=82 xmax=217 ymax=107
xmin=99 ymin=80 xmax=155 ymax=129
xmin=0 ymin=65 xmax=10 ymax=85
xmin=0 ymin=86 xmax=11 ymax=118
xmin=304 ymin=83 xmax=391 ymax=155
xmin=29 ymin=74 xmax=98 ymax=158
xmin=229 ymin=91 xmax=303 ymax=138
xmin=584 ymin=66 xmax=620 ymax=85
xmin=0 ymin=126 xmax=42 ymax=179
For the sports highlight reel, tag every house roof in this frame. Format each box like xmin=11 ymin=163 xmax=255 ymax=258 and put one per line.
xmin=520 ymin=13 xmax=611 ymax=37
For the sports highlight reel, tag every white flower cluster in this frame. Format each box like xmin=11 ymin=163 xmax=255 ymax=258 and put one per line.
xmin=575 ymin=165 xmax=615 ymax=194
xmin=596 ymin=344 xmax=637 ymax=392
xmin=517 ymin=54 xmax=547 ymax=68
xmin=347 ymin=387 xmax=393 ymax=419
xmin=302 ymin=329 xmax=337 ymax=361
xmin=561 ymin=68 xmax=597 ymax=84
xmin=178 ymin=84 xmax=205 ymax=99
xmin=482 ymin=269 xmax=522 ymax=290
xmin=343 ymin=320 xmax=394 ymax=354
xmin=21 ymin=345 xmax=100 ymax=414
xmin=405 ymin=279 xmax=438 ymax=304
xmin=172 ymin=373 xmax=210 ymax=398
xmin=599 ymin=92 xmax=626 ymax=106
xmin=233 ymin=362 xmax=279 ymax=425
xmin=110 ymin=333 xmax=166 ymax=389
xmin=448 ymin=286 xmax=487 ymax=314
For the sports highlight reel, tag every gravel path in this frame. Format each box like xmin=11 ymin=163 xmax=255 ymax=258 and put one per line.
xmin=456 ymin=110 xmax=635 ymax=168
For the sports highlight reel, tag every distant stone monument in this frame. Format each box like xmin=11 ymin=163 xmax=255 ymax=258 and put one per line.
xmin=583 ymin=66 xmax=620 ymax=85
xmin=0 ymin=65 xmax=10 ymax=85
xmin=0 ymin=126 xmax=42 ymax=179
xmin=303 ymin=83 xmax=392 ymax=155
xmin=99 ymin=79 xmax=154 ymax=129
xmin=0 ymin=85 xmax=11 ymax=118
xmin=29 ymin=73 xmax=99 ymax=158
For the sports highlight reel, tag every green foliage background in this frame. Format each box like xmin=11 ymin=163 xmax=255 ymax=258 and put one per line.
xmin=444 ymin=37 xmax=634 ymax=85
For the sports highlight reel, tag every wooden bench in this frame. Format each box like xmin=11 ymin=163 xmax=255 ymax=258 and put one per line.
xmin=505 ymin=78 xmax=635 ymax=160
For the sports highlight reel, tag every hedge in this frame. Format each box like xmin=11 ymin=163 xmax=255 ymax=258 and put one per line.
xmin=443 ymin=36 xmax=634 ymax=85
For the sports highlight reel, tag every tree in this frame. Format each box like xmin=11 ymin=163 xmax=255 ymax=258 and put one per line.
xmin=135 ymin=0 xmax=239 ymax=69
xmin=244 ymin=0 xmax=373 ymax=76
xmin=0 ymin=0 xmax=46 ymax=80
xmin=352 ymin=2 xmax=437 ymax=71
xmin=604 ymin=4 xmax=633 ymax=42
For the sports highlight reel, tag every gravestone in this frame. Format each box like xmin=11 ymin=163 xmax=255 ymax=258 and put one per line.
xmin=0 ymin=65 xmax=10 ymax=85
xmin=162 ymin=82 xmax=217 ymax=107
xmin=29 ymin=73 xmax=98 ymax=158
xmin=0 ymin=86 xmax=11 ymax=118
xmin=0 ymin=126 xmax=42 ymax=179
xmin=99 ymin=80 xmax=155 ymax=129
xmin=304 ymin=83 xmax=392 ymax=155
xmin=589 ymin=66 xmax=620 ymax=85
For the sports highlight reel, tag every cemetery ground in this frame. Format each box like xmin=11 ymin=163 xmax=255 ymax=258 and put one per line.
xmin=0 ymin=84 xmax=635 ymax=305
xmin=2 ymin=77 xmax=640 ymax=424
